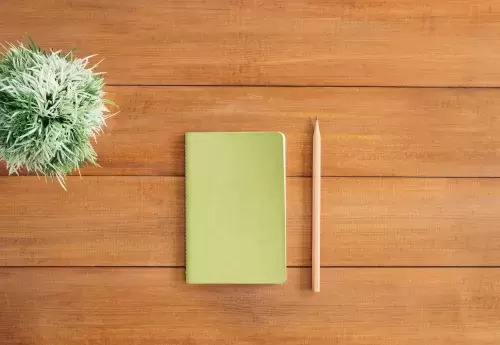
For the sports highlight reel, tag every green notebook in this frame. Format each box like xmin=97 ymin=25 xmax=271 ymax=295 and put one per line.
xmin=185 ymin=132 xmax=286 ymax=284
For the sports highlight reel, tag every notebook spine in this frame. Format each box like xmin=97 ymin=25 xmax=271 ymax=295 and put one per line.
xmin=184 ymin=134 xmax=189 ymax=282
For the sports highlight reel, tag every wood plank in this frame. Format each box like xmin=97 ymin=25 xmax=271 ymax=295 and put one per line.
xmin=0 ymin=268 xmax=499 ymax=344
xmin=2 ymin=176 xmax=500 ymax=266
xmin=322 ymin=178 xmax=500 ymax=266
xmin=2 ymin=0 xmax=500 ymax=86
xmin=4 ymin=87 xmax=500 ymax=177
xmin=0 ymin=177 xmax=185 ymax=267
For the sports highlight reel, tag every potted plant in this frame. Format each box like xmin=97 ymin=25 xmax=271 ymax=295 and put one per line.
xmin=0 ymin=38 xmax=114 ymax=189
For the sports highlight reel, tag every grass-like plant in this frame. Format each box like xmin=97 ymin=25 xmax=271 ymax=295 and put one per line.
xmin=0 ymin=39 xmax=113 ymax=188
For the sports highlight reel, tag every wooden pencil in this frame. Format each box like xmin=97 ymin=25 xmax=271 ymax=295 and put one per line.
xmin=313 ymin=117 xmax=321 ymax=292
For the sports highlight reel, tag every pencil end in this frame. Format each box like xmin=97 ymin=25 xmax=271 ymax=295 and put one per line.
xmin=313 ymin=283 xmax=320 ymax=293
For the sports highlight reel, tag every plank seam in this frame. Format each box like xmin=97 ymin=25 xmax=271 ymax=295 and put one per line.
xmin=4 ymin=176 xmax=500 ymax=179
xmin=106 ymin=84 xmax=500 ymax=89
xmin=2 ymin=266 xmax=500 ymax=269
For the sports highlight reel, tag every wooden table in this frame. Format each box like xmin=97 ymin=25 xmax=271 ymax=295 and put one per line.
xmin=1 ymin=1 xmax=500 ymax=344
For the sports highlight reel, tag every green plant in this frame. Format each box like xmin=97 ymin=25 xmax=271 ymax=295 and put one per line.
xmin=0 ymin=39 xmax=113 ymax=188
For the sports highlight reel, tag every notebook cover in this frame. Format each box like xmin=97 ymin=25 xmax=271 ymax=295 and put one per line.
xmin=185 ymin=132 xmax=286 ymax=284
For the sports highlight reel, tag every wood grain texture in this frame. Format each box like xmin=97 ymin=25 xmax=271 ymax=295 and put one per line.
xmin=0 ymin=177 xmax=184 ymax=267
xmin=2 ymin=0 xmax=499 ymax=343
xmin=1 ymin=268 xmax=499 ymax=345
xmin=2 ymin=0 xmax=500 ymax=86
xmin=2 ymin=176 xmax=500 ymax=266
xmin=4 ymin=86 xmax=500 ymax=177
